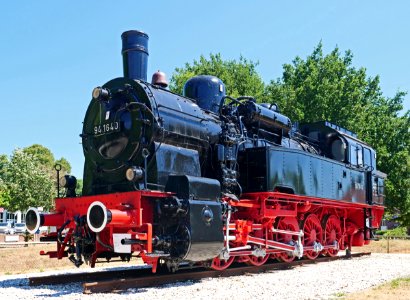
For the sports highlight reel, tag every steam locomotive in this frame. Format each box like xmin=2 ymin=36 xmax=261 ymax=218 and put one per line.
xmin=26 ymin=30 xmax=385 ymax=272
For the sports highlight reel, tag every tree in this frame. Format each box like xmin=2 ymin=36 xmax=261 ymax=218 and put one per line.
xmin=266 ymin=43 xmax=410 ymax=225
xmin=265 ymin=43 xmax=382 ymax=125
xmin=0 ymin=145 xmax=75 ymax=212
xmin=0 ymin=178 xmax=11 ymax=208
xmin=170 ymin=53 xmax=266 ymax=100
xmin=75 ymin=178 xmax=83 ymax=196
xmin=23 ymin=144 xmax=55 ymax=169
xmin=23 ymin=144 xmax=72 ymax=183
xmin=0 ymin=155 xmax=10 ymax=208
xmin=0 ymin=154 xmax=8 ymax=174
xmin=3 ymin=149 xmax=54 ymax=211
xmin=55 ymin=157 xmax=72 ymax=174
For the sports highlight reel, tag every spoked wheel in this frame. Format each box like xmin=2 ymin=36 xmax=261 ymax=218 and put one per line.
xmin=236 ymin=256 xmax=250 ymax=263
xmin=301 ymin=214 xmax=323 ymax=260
xmin=322 ymin=215 xmax=342 ymax=257
xmin=247 ymin=250 xmax=270 ymax=266
xmin=246 ymin=227 xmax=270 ymax=266
xmin=275 ymin=217 xmax=299 ymax=262
xmin=211 ymin=256 xmax=235 ymax=271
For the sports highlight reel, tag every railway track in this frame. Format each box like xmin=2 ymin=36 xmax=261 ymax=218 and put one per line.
xmin=28 ymin=252 xmax=371 ymax=294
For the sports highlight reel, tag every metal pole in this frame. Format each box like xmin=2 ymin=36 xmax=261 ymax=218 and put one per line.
xmin=55 ymin=164 xmax=62 ymax=198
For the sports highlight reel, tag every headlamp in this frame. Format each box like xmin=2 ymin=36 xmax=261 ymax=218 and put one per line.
xmin=92 ymin=87 xmax=110 ymax=101
xmin=125 ymin=167 xmax=143 ymax=182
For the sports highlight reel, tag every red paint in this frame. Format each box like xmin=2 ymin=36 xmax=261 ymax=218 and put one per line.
xmin=38 ymin=190 xmax=383 ymax=271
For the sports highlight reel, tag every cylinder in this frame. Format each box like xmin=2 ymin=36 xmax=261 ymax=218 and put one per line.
xmin=121 ymin=30 xmax=149 ymax=81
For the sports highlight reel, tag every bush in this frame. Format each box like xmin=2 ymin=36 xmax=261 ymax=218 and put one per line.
xmin=376 ymin=230 xmax=388 ymax=236
xmin=384 ymin=227 xmax=408 ymax=237
xmin=23 ymin=230 xmax=33 ymax=244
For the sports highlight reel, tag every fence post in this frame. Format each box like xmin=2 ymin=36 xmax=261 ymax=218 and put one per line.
xmin=387 ymin=236 xmax=390 ymax=254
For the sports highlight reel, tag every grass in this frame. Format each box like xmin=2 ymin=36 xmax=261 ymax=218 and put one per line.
xmin=389 ymin=277 xmax=410 ymax=288
xmin=332 ymin=239 xmax=410 ymax=299
xmin=339 ymin=277 xmax=410 ymax=300
xmin=352 ymin=238 xmax=410 ymax=254
xmin=0 ymin=243 xmax=139 ymax=276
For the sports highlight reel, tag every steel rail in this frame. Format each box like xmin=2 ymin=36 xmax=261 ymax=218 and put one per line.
xmin=29 ymin=266 xmax=153 ymax=286
xmin=83 ymin=252 xmax=370 ymax=293
xmin=28 ymin=252 xmax=370 ymax=293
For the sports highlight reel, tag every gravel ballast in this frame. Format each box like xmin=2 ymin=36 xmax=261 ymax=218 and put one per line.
xmin=1 ymin=253 xmax=409 ymax=299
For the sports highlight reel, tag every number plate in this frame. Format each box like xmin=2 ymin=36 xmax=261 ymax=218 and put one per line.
xmin=93 ymin=121 xmax=120 ymax=135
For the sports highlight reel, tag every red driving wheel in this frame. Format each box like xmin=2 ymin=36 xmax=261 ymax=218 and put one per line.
xmin=323 ymin=215 xmax=342 ymax=257
xmin=236 ymin=255 xmax=250 ymax=263
xmin=211 ymin=256 xmax=235 ymax=270
xmin=275 ymin=217 xmax=299 ymax=262
xmin=301 ymin=213 xmax=323 ymax=260
xmin=246 ymin=228 xmax=270 ymax=266
xmin=247 ymin=252 xmax=269 ymax=266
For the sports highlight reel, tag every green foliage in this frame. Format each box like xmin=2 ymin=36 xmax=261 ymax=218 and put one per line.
xmin=0 ymin=178 xmax=11 ymax=208
xmin=23 ymin=145 xmax=72 ymax=177
xmin=170 ymin=53 xmax=266 ymax=100
xmin=384 ymin=227 xmax=408 ymax=237
xmin=55 ymin=157 xmax=72 ymax=174
xmin=0 ymin=154 xmax=8 ymax=175
xmin=266 ymin=43 xmax=380 ymax=125
xmin=75 ymin=178 xmax=83 ymax=196
xmin=375 ymin=229 xmax=388 ymax=236
xmin=0 ymin=144 xmax=75 ymax=212
xmin=1 ymin=149 xmax=54 ymax=211
xmin=0 ymin=155 xmax=11 ymax=208
xmin=23 ymin=144 xmax=55 ymax=169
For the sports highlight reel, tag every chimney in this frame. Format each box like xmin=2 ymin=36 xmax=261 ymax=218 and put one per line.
xmin=121 ymin=30 xmax=149 ymax=81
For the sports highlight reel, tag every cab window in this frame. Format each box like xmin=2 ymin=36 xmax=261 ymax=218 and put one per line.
xmin=350 ymin=145 xmax=357 ymax=166
xmin=364 ymin=148 xmax=372 ymax=168
xmin=357 ymin=145 xmax=363 ymax=166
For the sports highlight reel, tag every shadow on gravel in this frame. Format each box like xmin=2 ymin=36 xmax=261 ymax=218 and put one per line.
xmin=0 ymin=278 xmax=83 ymax=298
xmin=0 ymin=278 xmax=29 ymax=288
xmin=33 ymin=283 xmax=82 ymax=298
xmin=124 ymin=280 xmax=198 ymax=295
xmin=0 ymin=276 xmax=199 ymax=297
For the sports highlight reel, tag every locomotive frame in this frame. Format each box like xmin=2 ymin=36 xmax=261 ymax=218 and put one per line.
xmin=25 ymin=30 xmax=385 ymax=273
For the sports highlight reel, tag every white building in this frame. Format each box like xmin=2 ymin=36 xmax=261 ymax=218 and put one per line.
xmin=0 ymin=208 xmax=24 ymax=224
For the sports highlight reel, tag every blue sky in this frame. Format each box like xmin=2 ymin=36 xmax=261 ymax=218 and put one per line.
xmin=1 ymin=1 xmax=409 ymax=177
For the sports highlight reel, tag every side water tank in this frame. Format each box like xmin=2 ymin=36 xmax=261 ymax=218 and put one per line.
xmin=183 ymin=75 xmax=226 ymax=114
